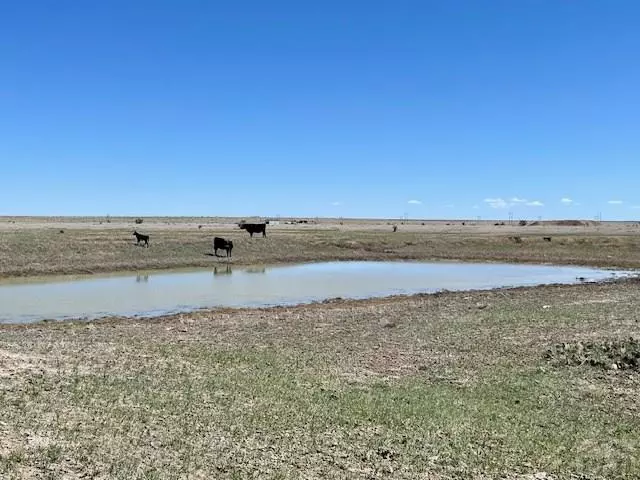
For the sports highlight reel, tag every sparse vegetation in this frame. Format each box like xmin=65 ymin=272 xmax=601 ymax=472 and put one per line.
xmin=1 ymin=281 xmax=640 ymax=478
xmin=1 ymin=217 xmax=640 ymax=278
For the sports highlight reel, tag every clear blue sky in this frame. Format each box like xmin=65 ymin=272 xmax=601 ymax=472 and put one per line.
xmin=1 ymin=1 xmax=639 ymax=219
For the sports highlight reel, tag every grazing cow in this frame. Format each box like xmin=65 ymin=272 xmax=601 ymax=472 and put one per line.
xmin=239 ymin=222 xmax=267 ymax=238
xmin=133 ymin=230 xmax=149 ymax=247
xmin=392 ymin=225 xmax=398 ymax=232
xmin=510 ymin=236 xmax=523 ymax=244
xmin=543 ymin=236 xmax=552 ymax=242
xmin=213 ymin=237 xmax=233 ymax=257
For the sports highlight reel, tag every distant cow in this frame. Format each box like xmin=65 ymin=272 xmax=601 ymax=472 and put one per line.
xmin=509 ymin=236 xmax=523 ymax=244
xmin=133 ymin=230 xmax=149 ymax=247
xmin=543 ymin=236 xmax=552 ymax=242
xmin=239 ymin=222 xmax=267 ymax=238
xmin=213 ymin=237 xmax=233 ymax=257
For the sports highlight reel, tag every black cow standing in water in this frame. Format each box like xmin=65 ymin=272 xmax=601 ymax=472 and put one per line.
xmin=239 ymin=222 xmax=267 ymax=238
xmin=213 ymin=237 xmax=233 ymax=257
xmin=133 ymin=230 xmax=150 ymax=247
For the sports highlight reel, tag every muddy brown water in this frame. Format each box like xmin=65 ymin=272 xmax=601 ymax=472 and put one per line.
xmin=0 ymin=261 xmax=632 ymax=324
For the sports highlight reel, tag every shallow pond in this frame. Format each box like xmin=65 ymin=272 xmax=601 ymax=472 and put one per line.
xmin=0 ymin=261 xmax=632 ymax=324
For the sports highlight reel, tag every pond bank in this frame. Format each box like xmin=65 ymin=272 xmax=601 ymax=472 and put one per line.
xmin=0 ymin=261 xmax=632 ymax=324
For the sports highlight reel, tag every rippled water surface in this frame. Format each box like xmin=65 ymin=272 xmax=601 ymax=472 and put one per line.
xmin=0 ymin=261 xmax=631 ymax=324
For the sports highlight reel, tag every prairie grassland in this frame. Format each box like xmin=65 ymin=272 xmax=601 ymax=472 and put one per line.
xmin=1 ymin=217 xmax=640 ymax=478
xmin=1 ymin=280 xmax=640 ymax=479
xmin=1 ymin=218 xmax=640 ymax=278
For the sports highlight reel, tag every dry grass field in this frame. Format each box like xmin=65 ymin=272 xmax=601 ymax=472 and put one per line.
xmin=1 ymin=216 xmax=640 ymax=278
xmin=1 ymin=217 xmax=640 ymax=479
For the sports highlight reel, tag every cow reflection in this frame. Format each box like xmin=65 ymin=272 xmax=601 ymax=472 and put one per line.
xmin=214 ymin=265 xmax=232 ymax=276
xmin=136 ymin=274 xmax=149 ymax=283
xmin=245 ymin=266 xmax=266 ymax=274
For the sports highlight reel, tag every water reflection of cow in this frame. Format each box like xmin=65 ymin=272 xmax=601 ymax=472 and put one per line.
xmin=246 ymin=266 xmax=266 ymax=274
xmin=136 ymin=274 xmax=149 ymax=283
xmin=239 ymin=222 xmax=267 ymax=238
xmin=214 ymin=265 xmax=232 ymax=276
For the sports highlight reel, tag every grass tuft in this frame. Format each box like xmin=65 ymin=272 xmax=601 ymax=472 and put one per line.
xmin=546 ymin=337 xmax=640 ymax=371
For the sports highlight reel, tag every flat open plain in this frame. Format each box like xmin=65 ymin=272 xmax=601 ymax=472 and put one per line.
xmin=1 ymin=216 xmax=640 ymax=278
xmin=1 ymin=217 xmax=639 ymax=479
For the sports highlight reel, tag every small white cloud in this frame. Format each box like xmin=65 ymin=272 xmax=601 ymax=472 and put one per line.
xmin=484 ymin=198 xmax=509 ymax=209
xmin=407 ymin=200 xmax=422 ymax=205
xmin=631 ymin=205 xmax=640 ymax=209
xmin=330 ymin=201 xmax=342 ymax=206
xmin=510 ymin=197 xmax=527 ymax=203
xmin=608 ymin=200 xmax=623 ymax=205
xmin=561 ymin=198 xmax=573 ymax=204
xmin=526 ymin=201 xmax=544 ymax=207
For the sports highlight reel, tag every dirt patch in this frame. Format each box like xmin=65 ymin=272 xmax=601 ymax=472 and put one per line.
xmin=0 ymin=349 xmax=50 ymax=378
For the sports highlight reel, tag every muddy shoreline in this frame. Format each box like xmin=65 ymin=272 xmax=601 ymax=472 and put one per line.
xmin=2 ymin=274 xmax=636 ymax=330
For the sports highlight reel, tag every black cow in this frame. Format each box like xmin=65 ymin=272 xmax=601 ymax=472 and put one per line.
xmin=239 ymin=223 xmax=267 ymax=238
xmin=133 ymin=230 xmax=149 ymax=247
xmin=543 ymin=236 xmax=552 ymax=242
xmin=213 ymin=237 xmax=233 ymax=257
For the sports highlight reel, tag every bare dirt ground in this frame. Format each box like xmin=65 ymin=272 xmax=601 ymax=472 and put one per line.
xmin=1 ymin=217 xmax=640 ymax=478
